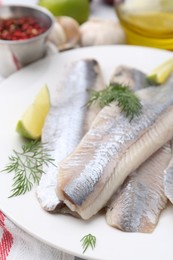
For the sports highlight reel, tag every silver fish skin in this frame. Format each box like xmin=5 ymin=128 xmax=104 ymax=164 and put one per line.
xmin=36 ymin=59 xmax=105 ymax=212
xmin=57 ymin=65 xmax=150 ymax=216
xmin=105 ymin=66 xmax=168 ymax=233
xmin=57 ymin=77 xmax=173 ymax=220
xmin=110 ymin=65 xmax=149 ymax=90
xmin=106 ymin=142 xmax=172 ymax=233
xmin=164 ymin=141 xmax=173 ymax=204
xmin=55 ymin=65 xmax=149 ymax=216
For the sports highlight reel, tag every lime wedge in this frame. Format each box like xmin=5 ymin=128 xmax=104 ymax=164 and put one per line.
xmin=147 ymin=58 xmax=173 ymax=85
xmin=16 ymin=85 xmax=50 ymax=140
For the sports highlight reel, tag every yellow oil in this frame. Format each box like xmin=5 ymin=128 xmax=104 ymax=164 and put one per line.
xmin=116 ymin=10 xmax=173 ymax=50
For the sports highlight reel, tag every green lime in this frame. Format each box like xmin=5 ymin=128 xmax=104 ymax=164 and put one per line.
xmin=147 ymin=58 xmax=173 ymax=85
xmin=38 ymin=0 xmax=90 ymax=24
xmin=16 ymin=85 xmax=50 ymax=140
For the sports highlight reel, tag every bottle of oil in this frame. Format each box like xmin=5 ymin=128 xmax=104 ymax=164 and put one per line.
xmin=114 ymin=0 xmax=173 ymax=50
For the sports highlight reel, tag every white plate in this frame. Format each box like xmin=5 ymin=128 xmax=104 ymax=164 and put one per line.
xmin=0 ymin=45 xmax=173 ymax=260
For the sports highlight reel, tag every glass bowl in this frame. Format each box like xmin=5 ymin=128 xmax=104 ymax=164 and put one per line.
xmin=114 ymin=0 xmax=173 ymax=50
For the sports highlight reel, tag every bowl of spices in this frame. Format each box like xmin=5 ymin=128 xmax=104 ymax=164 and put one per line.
xmin=0 ymin=4 xmax=54 ymax=77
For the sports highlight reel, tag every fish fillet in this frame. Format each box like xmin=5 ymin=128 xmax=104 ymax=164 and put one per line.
xmin=164 ymin=141 xmax=173 ymax=203
xmin=57 ymin=76 xmax=173 ymax=220
xmin=110 ymin=65 xmax=149 ymax=90
xmin=106 ymin=142 xmax=172 ymax=232
xmin=36 ymin=59 xmax=105 ymax=212
xmin=105 ymin=66 xmax=170 ymax=233
xmin=56 ymin=65 xmax=150 ymax=217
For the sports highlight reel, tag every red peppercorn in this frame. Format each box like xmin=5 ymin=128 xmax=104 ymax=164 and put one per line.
xmin=0 ymin=16 xmax=47 ymax=41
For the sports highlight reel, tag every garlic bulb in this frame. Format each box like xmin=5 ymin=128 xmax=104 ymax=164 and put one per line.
xmin=48 ymin=16 xmax=80 ymax=51
xmin=80 ymin=18 xmax=126 ymax=47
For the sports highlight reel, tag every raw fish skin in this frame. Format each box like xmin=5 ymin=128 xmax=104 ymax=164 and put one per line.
xmin=164 ymin=143 xmax=173 ymax=204
xmin=105 ymin=66 xmax=171 ymax=233
xmin=106 ymin=143 xmax=171 ymax=233
xmin=36 ymin=59 xmax=105 ymax=212
xmin=54 ymin=65 xmax=150 ymax=216
xmin=57 ymin=77 xmax=173 ymax=220
xmin=110 ymin=65 xmax=149 ymax=90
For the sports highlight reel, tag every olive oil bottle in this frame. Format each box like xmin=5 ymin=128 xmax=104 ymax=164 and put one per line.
xmin=114 ymin=0 xmax=173 ymax=50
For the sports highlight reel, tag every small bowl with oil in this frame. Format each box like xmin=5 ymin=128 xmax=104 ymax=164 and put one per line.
xmin=114 ymin=0 xmax=173 ymax=50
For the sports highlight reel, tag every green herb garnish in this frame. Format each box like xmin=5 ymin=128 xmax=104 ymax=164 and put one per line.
xmin=87 ymin=83 xmax=142 ymax=121
xmin=81 ymin=234 xmax=96 ymax=253
xmin=1 ymin=140 xmax=55 ymax=197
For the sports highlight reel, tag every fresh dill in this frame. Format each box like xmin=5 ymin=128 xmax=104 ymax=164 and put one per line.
xmin=1 ymin=140 xmax=55 ymax=198
xmin=80 ymin=234 xmax=96 ymax=254
xmin=87 ymin=83 xmax=142 ymax=121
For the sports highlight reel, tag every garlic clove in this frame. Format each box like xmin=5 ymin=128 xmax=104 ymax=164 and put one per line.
xmin=80 ymin=18 xmax=126 ymax=47
xmin=56 ymin=16 xmax=80 ymax=44
xmin=47 ymin=22 xmax=67 ymax=48
xmin=56 ymin=16 xmax=80 ymax=51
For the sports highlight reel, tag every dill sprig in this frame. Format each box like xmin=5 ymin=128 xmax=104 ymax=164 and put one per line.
xmin=80 ymin=234 xmax=96 ymax=254
xmin=1 ymin=140 xmax=55 ymax=198
xmin=87 ymin=83 xmax=142 ymax=121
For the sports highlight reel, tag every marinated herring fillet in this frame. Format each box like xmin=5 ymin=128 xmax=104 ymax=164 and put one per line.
xmin=56 ymin=65 xmax=149 ymax=216
xmin=36 ymin=59 xmax=105 ymax=212
xmin=106 ymin=142 xmax=172 ymax=233
xmin=110 ymin=65 xmax=149 ymax=89
xmin=105 ymin=65 xmax=170 ymax=233
xmin=164 ymin=141 xmax=173 ymax=204
xmin=57 ymin=78 xmax=173 ymax=220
